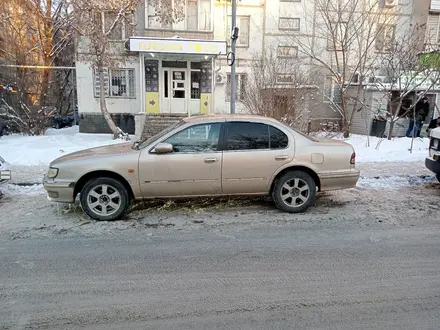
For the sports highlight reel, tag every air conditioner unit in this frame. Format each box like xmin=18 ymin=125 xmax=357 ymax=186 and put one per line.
xmin=216 ymin=73 xmax=227 ymax=84
xmin=384 ymin=0 xmax=398 ymax=7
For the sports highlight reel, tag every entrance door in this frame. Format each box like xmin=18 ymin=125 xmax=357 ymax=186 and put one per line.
xmin=171 ymin=70 xmax=186 ymax=114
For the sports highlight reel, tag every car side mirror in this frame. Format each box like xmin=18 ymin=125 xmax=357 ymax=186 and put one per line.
xmin=154 ymin=142 xmax=173 ymax=154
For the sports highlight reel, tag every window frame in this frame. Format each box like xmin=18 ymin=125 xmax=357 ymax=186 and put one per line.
xmin=101 ymin=11 xmax=133 ymax=41
xmin=226 ymin=15 xmax=251 ymax=48
xmin=375 ymin=24 xmax=396 ymax=53
xmin=145 ymin=0 xmax=212 ymax=31
xmin=93 ymin=68 xmax=136 ymax=99
xmin=277 ymin=45 xmax=298 ymax=58
xmin=222 ymin=121 xmax=290 ymax=152
xmin=323 ymin=75 xmax=341 ymax=103
xmin=226 ymin=73 xmax=248 ymax=102
xmin=327 ymin=21 xmax=347 ymax=51
xmin=160 ymin=122 xmax=224 ymax=154
xmin=278 ymin=17 xmax=300 ymax=31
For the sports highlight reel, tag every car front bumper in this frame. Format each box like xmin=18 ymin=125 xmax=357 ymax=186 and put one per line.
xmin=425 ymin=157 xmax=440 ymax=175
xmin=0 ymin=170 xmax=11 ymax=185
xmin=43 ymin=175 xmax=75 ymax=203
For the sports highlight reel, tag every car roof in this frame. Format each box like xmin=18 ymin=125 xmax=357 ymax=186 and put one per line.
xmin=183 ymin=114 xmax=281 ymax=124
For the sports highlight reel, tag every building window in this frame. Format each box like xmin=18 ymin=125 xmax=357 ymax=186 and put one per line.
xmin=227 ymin=16 xmax=250 ymax=47
xmin=379 ymin=0 xmax=398 ymax=8
xmin=276 ymin=74 xmax=294 ymax=84
xmin=375 ymin=25 xmax=395 ymax=52
xmin=278 ymin=17 xmax=300 ymax=31
xmin=323 ymin=75 xmax=341 ymax=103
xmin=277 ymin=46 xmax=298 ymax=58
xmin=94 ymin=68 xmax=135 ymax=98
xmin=327 ymin=21 xmax=347 ymax=51
xmin=146 ymin=0 xmax=211 ymax=31
xmin=101 ymin=11 xmax=133 ymax=40
xmin=226 ymin=74 xmax=247 ymax=102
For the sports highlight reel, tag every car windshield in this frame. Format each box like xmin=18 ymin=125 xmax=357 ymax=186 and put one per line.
xmin=137 ymin=120 xmax=185 ymax=149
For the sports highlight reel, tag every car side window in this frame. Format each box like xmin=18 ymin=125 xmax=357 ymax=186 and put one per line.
xmin=269 ymin=125 xmax=289 ymax=149
xmin=225 ymin=122 xmax=269 ymax=150
xmin=164 ymin=123 xmax=221 ymax=153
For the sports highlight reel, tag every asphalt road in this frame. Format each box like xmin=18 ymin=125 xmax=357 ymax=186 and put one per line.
xmin=1 ymin=223 xmax=440 ymax=329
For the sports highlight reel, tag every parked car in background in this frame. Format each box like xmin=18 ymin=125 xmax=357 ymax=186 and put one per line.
xmin=425 ymin=127 xmax=440 ymax=182
xmin=52 ymin=107 xmax=79 ymax=129
xmin=43 ymin=115 xmax=360 ymax=221
xmin=0 ymin=156 xmax=11 ymax=198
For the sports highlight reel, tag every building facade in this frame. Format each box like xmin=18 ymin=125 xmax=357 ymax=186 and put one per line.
xmin=76 ymin=0 xmax=435 ymax=137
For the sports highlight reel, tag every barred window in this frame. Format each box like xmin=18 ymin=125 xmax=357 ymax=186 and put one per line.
xmin=94 ymin=68 xmax=135 ymax=98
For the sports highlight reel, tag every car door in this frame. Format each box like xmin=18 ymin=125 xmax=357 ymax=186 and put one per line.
xmin=221 ymin=121 xmax=293 ymax=194
xmin=139 ymin=122 xmax=223 ymax=197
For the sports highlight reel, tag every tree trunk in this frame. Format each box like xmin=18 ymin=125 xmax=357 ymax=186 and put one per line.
xmin=98 ymin=67 xmax=120 ymax=139
xmin=387 ymin=120 xmax=395 ymax=140
xmin=39 ymin=0 xmax=53 ymax=107
xmin=342 ymin=117 xmax=350 ymax=138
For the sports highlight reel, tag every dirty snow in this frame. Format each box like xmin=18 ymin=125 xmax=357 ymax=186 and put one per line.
xmin=1 ymin=126 xmax=134 ymax=166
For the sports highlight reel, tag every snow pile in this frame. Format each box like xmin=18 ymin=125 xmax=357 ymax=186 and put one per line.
xmin=1 ymin=126 xmax=133 ymax=166
xmin=344 ymin=135 xmax=429 ymax=163
xmin=314 ymin=133 xmax=430 ymax=163
xmin=3 ymin=184 xmax=45 ymax=196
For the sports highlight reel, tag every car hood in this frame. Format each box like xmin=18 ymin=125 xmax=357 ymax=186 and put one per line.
xmin=51 ymin=142 xmax=134 ymax=165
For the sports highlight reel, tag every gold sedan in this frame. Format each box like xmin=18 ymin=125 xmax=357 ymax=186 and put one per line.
xmin=43 ymin=115 xmax=360 ymax=221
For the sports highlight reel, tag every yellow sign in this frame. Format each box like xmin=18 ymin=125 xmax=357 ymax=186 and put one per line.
xmin=146 ymin=92 xmax=159 ymax=114
xmin=130 ymin=38 xmax=227 ymax=55
xmin=200 ymin=93 xmax=212 ymax=115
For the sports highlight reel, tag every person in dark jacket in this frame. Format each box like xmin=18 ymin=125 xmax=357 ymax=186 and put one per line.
xmin=416 ymin=97 xmax=430 ymax=137
xmin=0 ymin=119 xmax=7 ymax=137
xmin=406 ymin=97 xmax=429 ymax=138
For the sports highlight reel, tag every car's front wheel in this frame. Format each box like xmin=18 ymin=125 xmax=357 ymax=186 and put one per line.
xmin=272 ymin=171 xmax=317 ymax=213
xmin=80 ymin=177 xmax=130 ymax=221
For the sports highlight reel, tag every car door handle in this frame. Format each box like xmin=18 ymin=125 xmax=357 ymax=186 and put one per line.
xmin=204 ymin=157 xmax=218 ymax=163
xmin=275 ymin=155 xmax=289 ymax=161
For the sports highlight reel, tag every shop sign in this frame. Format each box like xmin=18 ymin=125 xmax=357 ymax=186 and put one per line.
xmin=130 ymin=38 xmax=227 ymax=55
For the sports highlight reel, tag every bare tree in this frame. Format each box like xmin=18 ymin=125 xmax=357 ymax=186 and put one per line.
xmin=71 ymin=0 xmax=144 ymax=139
xmin=283 ymin=0 xmax=396 ymax=137
xmin=241 ymin=50 xmax=317 ymax=132
xmin=0 ymin=0 xmax=74 ymax=106
xmin=371 ymin=25 xmax=440 ymax=140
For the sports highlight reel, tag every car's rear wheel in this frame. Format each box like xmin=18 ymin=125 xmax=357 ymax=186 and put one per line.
xmin=80 ymin=177 xmax=130 ymax=221
xmin=272 ymin=171 xmax=317 ymax=213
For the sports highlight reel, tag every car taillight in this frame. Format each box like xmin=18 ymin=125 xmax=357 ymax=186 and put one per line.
xmin=350 ymin=152 xmax=356 ymax=165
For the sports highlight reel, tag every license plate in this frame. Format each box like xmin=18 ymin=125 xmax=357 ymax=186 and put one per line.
xmin=0 ymin=170 xmax=11 ymax=180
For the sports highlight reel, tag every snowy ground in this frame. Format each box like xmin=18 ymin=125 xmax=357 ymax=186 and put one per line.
xmin=0 ymin=126 xmax=438 ymax=239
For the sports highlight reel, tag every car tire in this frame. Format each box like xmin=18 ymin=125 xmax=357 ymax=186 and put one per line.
xmin=80 ymin=177 xmax=131 ymax=221
xmin=436 ymin=174 xmax=440 ymax=183
xmin=272 ymin=171 xmax=317 ymax=213
xmin=0 ymin=127 xmax=6 ymax=136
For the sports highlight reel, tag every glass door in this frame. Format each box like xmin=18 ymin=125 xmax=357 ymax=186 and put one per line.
xmin=171 ymin=70 xmax=186 ymax=114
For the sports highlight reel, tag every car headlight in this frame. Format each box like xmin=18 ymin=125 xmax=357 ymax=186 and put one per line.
xmin=47 ymin=167 xmax=59 ymax=179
